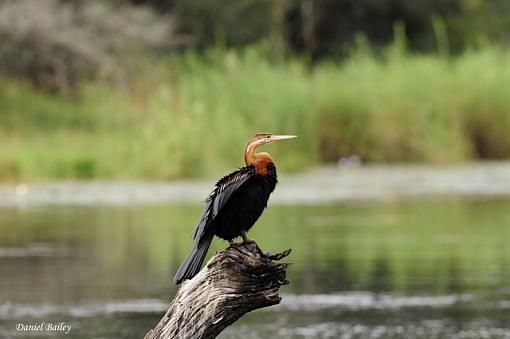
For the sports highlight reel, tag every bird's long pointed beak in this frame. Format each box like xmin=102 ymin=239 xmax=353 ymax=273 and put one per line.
xmin=270 ymin=134 xmax=298 ymax=141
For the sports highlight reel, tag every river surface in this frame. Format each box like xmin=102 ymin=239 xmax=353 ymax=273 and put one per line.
xmin=1 ymin=165 xmax=510 ymax=338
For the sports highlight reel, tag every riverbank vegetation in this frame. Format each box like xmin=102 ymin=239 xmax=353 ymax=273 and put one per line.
xmin=2 ymin=44 xmax=510 ymax=180
xmin=1 ymin=0 xmax=510 ymax=181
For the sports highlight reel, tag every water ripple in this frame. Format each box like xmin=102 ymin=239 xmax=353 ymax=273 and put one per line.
xmin=0 ymin=292 xmax=473 ymax=320
xmin=279 ymin=292 xmax=473 ymax=311
xmin=0 ymin=299 xmax=168 ymax=319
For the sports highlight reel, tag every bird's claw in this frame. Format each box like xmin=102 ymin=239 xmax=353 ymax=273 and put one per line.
xmin=263 ymin=248 xmax=292 ymax=261
xmin=230 ymin=240 xmax=291 ymax=261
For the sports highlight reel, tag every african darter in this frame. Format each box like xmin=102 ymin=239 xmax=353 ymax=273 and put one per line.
xmin=173 ymin=132 xmax=297 ymax=284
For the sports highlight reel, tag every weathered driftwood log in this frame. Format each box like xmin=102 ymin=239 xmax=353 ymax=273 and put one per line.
xmin=144 ymin=242 xmax=291 ymax=339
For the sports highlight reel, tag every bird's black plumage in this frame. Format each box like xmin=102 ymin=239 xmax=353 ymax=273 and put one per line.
xmin=173 ymin=164 xmax=277 ymax=284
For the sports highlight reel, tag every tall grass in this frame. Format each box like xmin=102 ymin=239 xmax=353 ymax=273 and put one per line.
xmin=1 ymin=44 xmax=510 ymax=181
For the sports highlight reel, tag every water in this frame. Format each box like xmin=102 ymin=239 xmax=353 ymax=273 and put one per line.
xmin=1 ymin=198 xmax=509 ymax=338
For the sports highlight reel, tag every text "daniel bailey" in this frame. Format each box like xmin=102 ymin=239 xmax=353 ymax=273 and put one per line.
xmin=16 ymin=322 xmax=71 ymax=334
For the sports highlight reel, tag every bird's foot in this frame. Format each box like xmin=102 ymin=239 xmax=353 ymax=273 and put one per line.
xmin=262 ymin=248 xmax=292 ymax=261
xmin=240 ymin=229 xmax=256 ymax=245
xmin=232 ymin=231 xmax=292 ymax=261
xmin=228 ymin=239 xmax=256 ymax=248
xmin=248 ymin=241 xmax=292 ymax=261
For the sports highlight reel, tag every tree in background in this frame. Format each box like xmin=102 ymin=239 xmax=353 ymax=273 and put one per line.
xmin=0 ymin=0 xmax=176 ymax=92
xmin=124 ymin=0 xmax=510 ymax=57
xmin=2 ymin=0 xmax=510 ymax=92
xmin=284 ymin=0 xmax=461 ymax=59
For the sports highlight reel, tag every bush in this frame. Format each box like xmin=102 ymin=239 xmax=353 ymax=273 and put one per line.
xmin=0 ymin=0 xmax=176 ymax=92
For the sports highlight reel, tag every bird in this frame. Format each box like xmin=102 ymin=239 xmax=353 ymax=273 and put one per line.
xmin=173 ymin=132 xmax=297 ymax=284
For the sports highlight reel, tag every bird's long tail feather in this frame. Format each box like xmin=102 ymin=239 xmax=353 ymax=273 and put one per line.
xmin=173 ymin=232 xmax=214 ymax=285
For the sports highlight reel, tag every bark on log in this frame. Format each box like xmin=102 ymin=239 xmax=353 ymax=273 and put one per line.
xmin=144 ymin=242 xmax=291 ymax=339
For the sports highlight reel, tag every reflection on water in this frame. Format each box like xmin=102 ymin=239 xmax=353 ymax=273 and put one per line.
xmin=0 ymin=198 xmax=509 ymax=338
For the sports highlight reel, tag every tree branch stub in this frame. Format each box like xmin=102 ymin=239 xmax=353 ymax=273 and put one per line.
xmin=144 ymin=242 xmax=291 ymax=339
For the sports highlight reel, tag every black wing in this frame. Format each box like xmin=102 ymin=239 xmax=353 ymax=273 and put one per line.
xmin=192 ymin=167 xmax=254 ymax=242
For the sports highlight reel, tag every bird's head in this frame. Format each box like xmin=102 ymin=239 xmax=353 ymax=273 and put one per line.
xmin=246 ymin=132 xmax=297 ymax=149
xmin=244 ymin=132 xmax=297 ymax=166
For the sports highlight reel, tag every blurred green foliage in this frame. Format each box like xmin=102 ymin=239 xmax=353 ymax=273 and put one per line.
xmin=127 ymin=0 xmax=510 ymax=56
xmin=3 ymin=0 xmax=510 ymax=92
xmin=173 ymin=0 xmax=275 ymax=47
xmin=2 ymin=42 xmax=510 ymax=180
xmin=1 ymin=0 xmax=510 ymax=180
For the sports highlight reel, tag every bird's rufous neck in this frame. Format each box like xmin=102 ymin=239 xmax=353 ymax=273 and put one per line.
xmin=244 ymin=143 xmax=274 ymax=176
xmin=244 ymin=140 xmax=259 ymax=166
